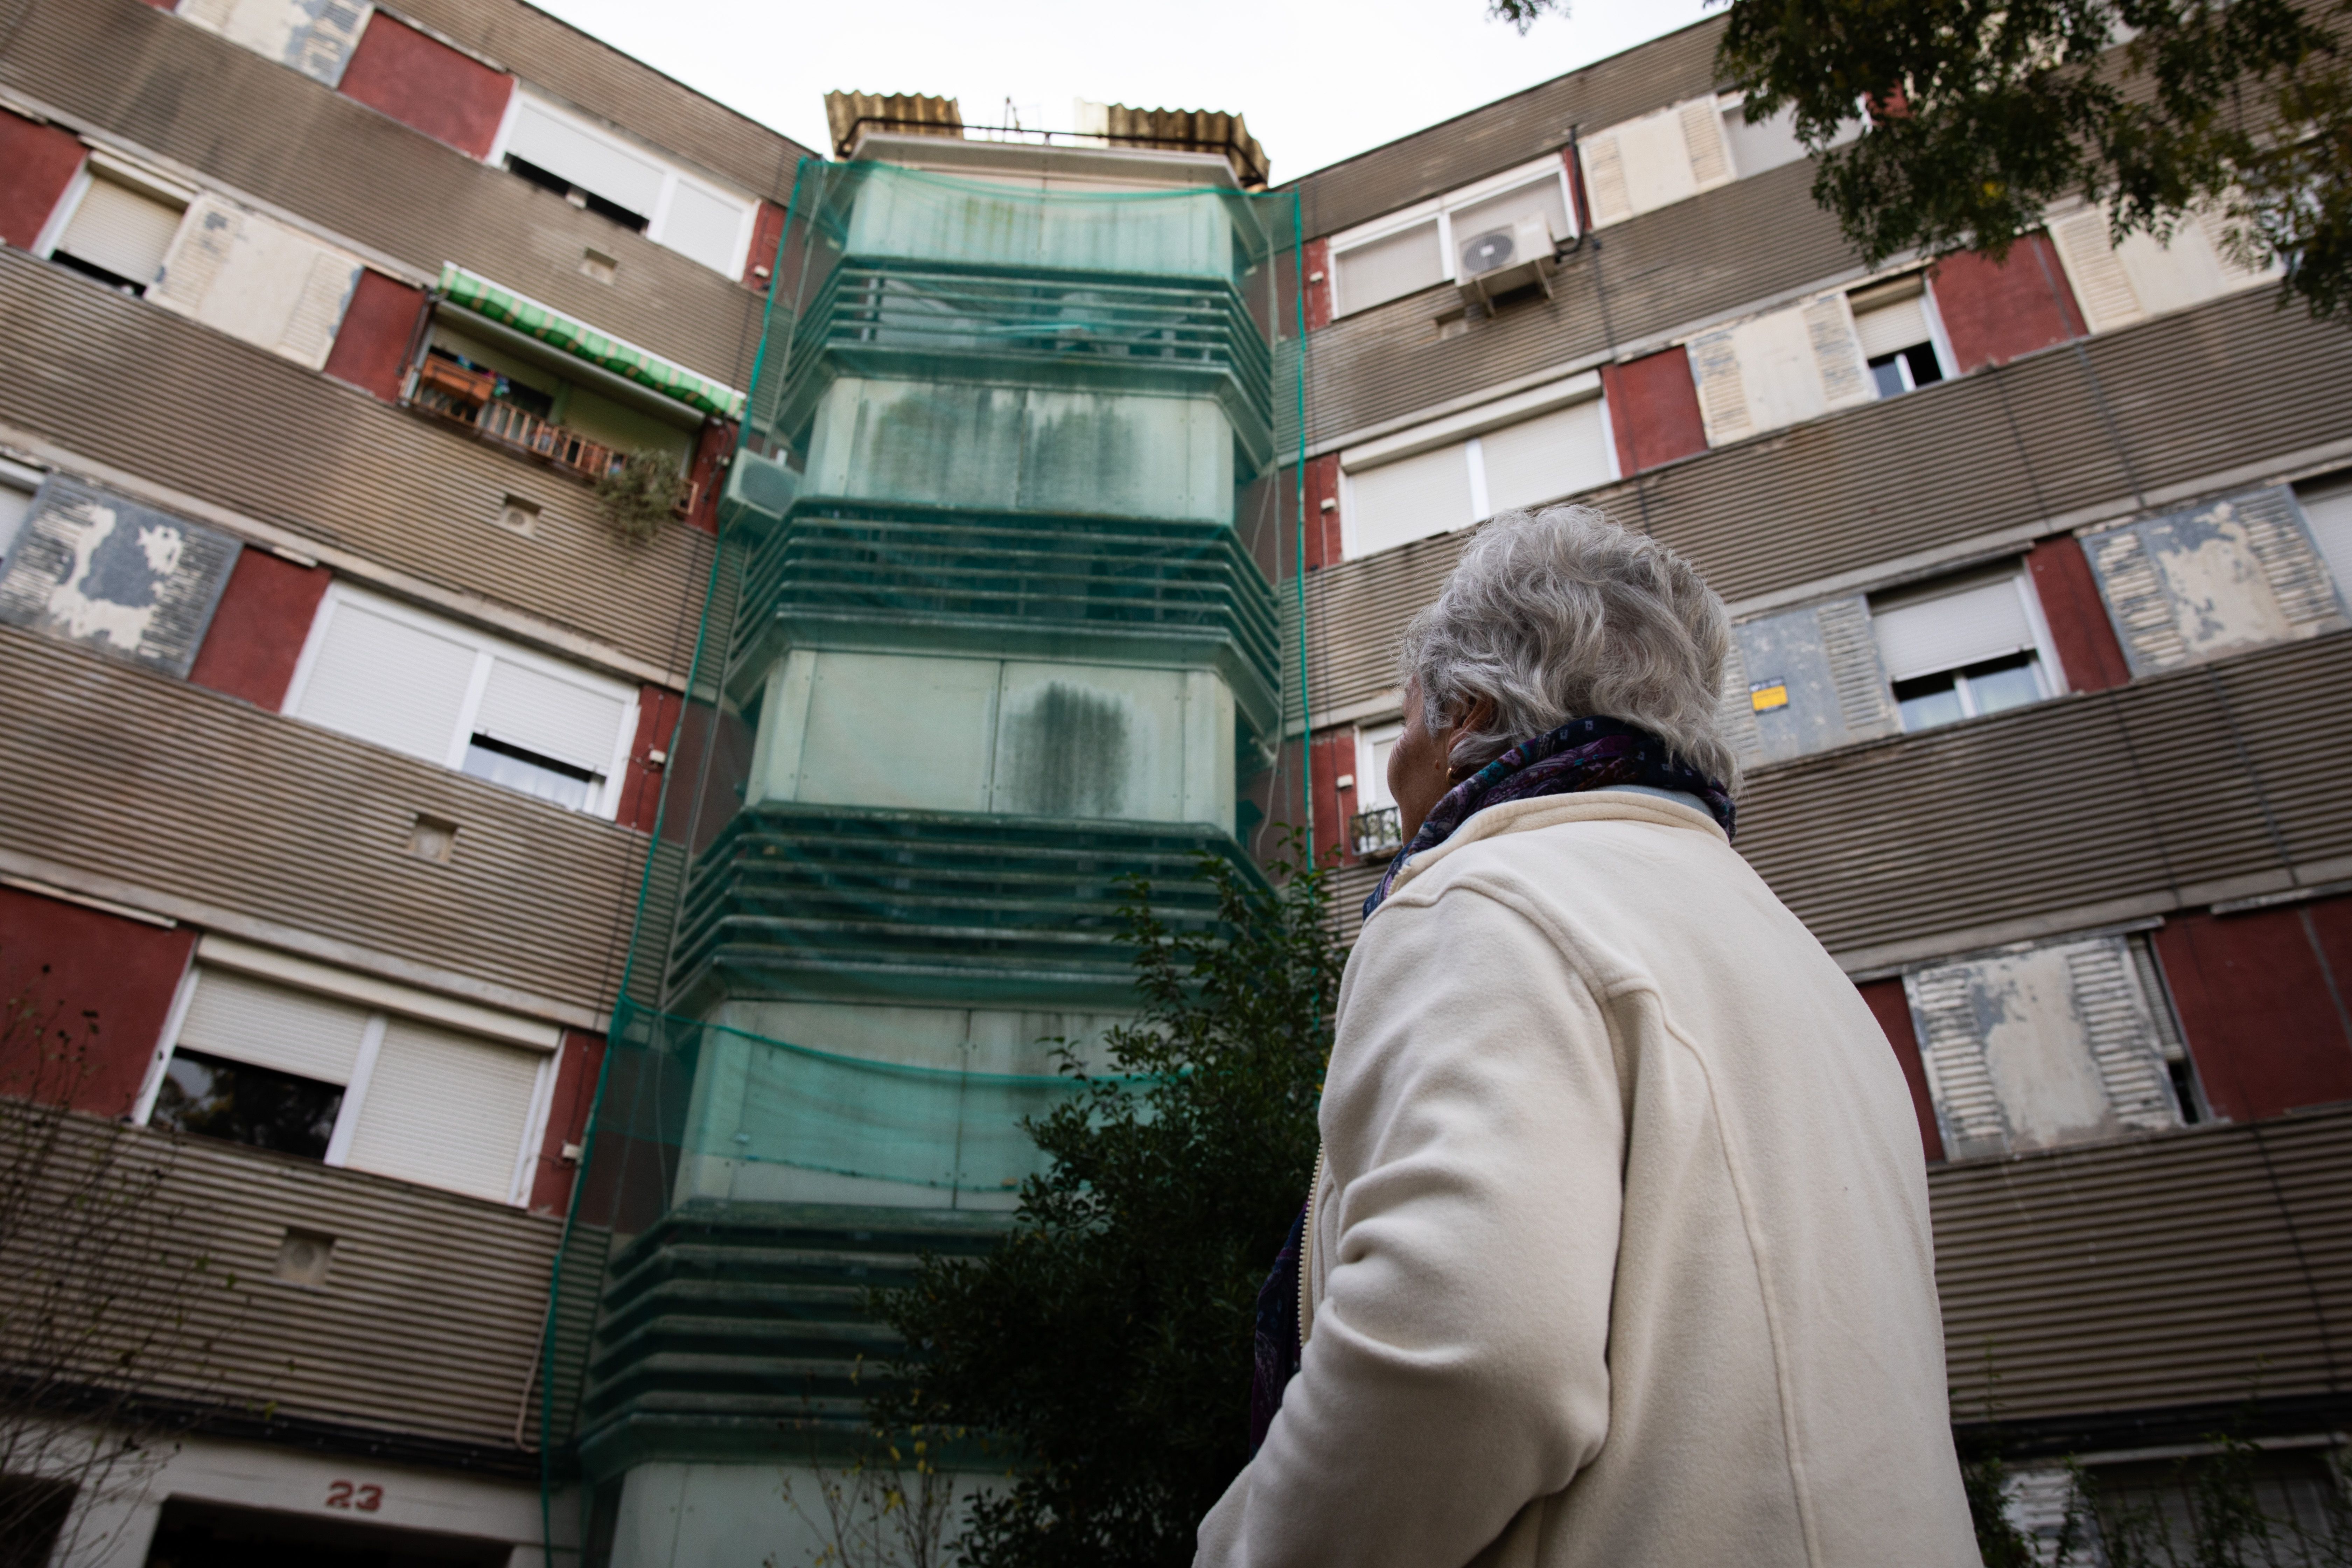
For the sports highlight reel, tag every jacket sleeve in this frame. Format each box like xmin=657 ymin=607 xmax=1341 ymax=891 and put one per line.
xmin=1197 ymin=882 xmax=1625 ymax=1568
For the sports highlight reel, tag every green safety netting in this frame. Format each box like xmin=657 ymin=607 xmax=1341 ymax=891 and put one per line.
xmin=536 ymin=152 xmax=1310 ymax=1511
xmin=437 ymin=262 xmax=746 ymax=418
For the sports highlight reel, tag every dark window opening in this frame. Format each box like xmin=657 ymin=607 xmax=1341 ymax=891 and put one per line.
xmin=2167 ymin=1058 xmax=2204 ymax=1124
xmin=150 ymin=1049 xmax=342 ymax=1160
xmin=144 ymin=1496 xmax=512 ymax=1568
xmin=503 ymin=155 xmax=649 ymax=233
xmin=1893 ymin=652 xmax=2043 ymax=732
xmin=463 ymin=734 xmax=598 ymax=811
xmin=1868 ymin=342 xmax=1945 ymax=399
xmin=0 ymin=1475 xmax=75 ymax=1568
xmin=50 ymin=249 xmax=148 ymax=296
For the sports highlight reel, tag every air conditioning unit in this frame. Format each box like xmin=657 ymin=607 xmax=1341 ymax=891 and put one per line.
xmin=1454 ymin=212 xmax=1558 ymax=309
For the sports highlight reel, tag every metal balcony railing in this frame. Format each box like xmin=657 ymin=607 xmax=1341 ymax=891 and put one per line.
xmin=412 ymin=373 xmax=628 ymax=486
xmin=1350 ymin=805 xmax=1402 ymax=861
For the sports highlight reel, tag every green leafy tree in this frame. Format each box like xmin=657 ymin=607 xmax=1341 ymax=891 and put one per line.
xmin=1491 ymin=0 xmax=2352 ymax=322
xmin=873 ymin=842 xmax=1339 ymax=1568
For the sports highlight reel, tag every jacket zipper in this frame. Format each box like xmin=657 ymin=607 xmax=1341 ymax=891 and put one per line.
xmin=1298 ymin=1144 xmax=1325 ymax=1351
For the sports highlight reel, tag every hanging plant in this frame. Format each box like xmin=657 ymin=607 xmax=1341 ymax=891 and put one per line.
xmin=595 ymin=448 xmax=690 ymax=542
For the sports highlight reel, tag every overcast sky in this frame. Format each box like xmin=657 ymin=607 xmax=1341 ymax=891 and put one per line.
xmin=529 ymin=0 xmax=1716 ymax=183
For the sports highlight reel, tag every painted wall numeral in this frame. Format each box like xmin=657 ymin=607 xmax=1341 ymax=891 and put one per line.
xmin=325 ymin=1479 xmax=384 ymax=1511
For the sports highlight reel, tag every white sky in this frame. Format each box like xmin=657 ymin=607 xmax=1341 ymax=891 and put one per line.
xmin=528 ymin=0 xmax=1717 ymax=184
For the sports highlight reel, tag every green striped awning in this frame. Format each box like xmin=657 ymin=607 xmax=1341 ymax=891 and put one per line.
xmin=436 ymin=263 xmax=745 ymax=420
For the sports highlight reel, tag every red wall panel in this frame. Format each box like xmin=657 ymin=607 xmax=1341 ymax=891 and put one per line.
xmin=619 ymin=686 xmax=685 ymax=835
xmin=1858 ymin=977 xmax=1945 ymax=1163
xmin=1310 ymin=732 xmax=1353 ymax=870
xmin=683 ymin=419 xmax=735 ymax=536
xmin=0 ymin=111 xmax=85 ymax=250
xmin=1930 ymin=233 xmax=2086 ymax=375
xmin=0 ymin=887 xmax=195 ymax=1117
xmin=743 ymin=200 xmax=787 ymax=290
xmin=2025 ymin=533 xmax=2132 ymax=694
xmin=1600 ymin=348 xmax=1708 ymax=475
xmin=187 ymin=552 xmax=330 ymax=710
xmin=1303 ymin=453 xmax=1343 ymax=570
xmin=320 ymin=270 xmax=427 ymax=401
xmin=336 ymin=12 xmax=513 ymax=160
xmin=1303 ymin=236 xmax=1333 ymax=333
xmin=2156 ymin=903 xmax=2352 ymax=1122
xmin=527 ymin=1029 xmax=608 ymax=1214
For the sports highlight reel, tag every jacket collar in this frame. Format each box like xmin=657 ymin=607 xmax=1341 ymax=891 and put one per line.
xmin=1377 ymin=790 xmax=1729 ymax=907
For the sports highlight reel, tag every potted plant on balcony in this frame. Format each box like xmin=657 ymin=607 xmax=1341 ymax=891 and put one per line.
xmin=594 ymin=448 xmax=692 ymax=542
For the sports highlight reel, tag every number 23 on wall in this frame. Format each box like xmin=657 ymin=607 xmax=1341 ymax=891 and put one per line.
xmin=325 ymin=1479 xmax=384 ymax=1511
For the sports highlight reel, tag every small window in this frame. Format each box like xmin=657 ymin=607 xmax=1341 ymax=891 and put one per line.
xmin=463 ymin=734 xmax=599 ymax=810
xmin=1849 ymin=277 xmax=1947 ymax=399
xmin=48 ymin=174 xmax=187 ymax=296
xmin=1870 ymin=567 xmax=2053 ymax=732
xmin=1719 ymin=98 xmax=1811 ymax=178
xmin=496 ymin=94 xmax=755 ymax=275
xmin=1350 ymin=722 xmax=1405 ymax=859
xmin=151 ymin=1048 xmax=344 ymax=1160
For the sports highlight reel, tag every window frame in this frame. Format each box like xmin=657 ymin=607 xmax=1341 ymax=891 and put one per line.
xmin=487 ymin=90 xmax=758 ymax=278
xmin=35 ymin=151 xmax=196 ymax=295
xmin=1335 ymin=371 xmax=1614 ymax=559
xmin=1325 ymin=154 xmax=1580 ymax=318
xmin=282 ymin=582 xmax=640 ymax=819
xmin=1847 ymin=270 xmax=1959 ymax=397
xmin=1870 ymin=561 xmax=2069 ymax=734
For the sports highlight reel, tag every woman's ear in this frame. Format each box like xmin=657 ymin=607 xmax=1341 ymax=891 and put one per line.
xmin=1444 ymin=694 xmax=1500 ymax=774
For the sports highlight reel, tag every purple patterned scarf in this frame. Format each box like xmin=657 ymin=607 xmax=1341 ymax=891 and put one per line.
xmin=1361 ymin=714 xmax=1736 ymax=922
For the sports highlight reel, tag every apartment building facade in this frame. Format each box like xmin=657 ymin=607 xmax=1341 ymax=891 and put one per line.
xmin=1 ymin=1 xmax=2348 ymax=1564
xmin=1282 ymin=13 xmax=2352 ymax=1544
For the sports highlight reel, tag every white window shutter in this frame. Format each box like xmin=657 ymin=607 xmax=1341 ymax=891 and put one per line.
xmin=341 ymin=1018 xmax=544 ymax=1204
xmin=1345 ymin=443 xmax=1475 ymax=556
xmin=151 ymin=195 xmax=362 ymax=370
xmin=1905 ymin=965 xmax=2011 ymax=1159
xmin=474 ymin=656 xmax=630 ymax=776
xmin=2063 ymin=939 xmax=2178 ymax=1133
xmin=55 ymin=178 xmax=186 ymax=288
xmin=1852 ymin=292 xmax=1933 ymax=360
xmin=176 ymin=0 xmax=372 ymax=86
xmin=1578 ymin=131 xmax=1633 ymax=226
xmin=1816 ymin=595 xmax=1900 ymax=734
xmin=660 ymin=180 xmax=749 ymax=275
xmin=2083 ymin=526 xmax=2189 ymax=672
xmin=1687 ymin=328 xmax=1751 ymax=444
xmin=175 ymin=967 xmax=373 ymax=1085
xmin=1476 ymin=400 xmax=1611 ymax=513
xmin=291 ymin=596 xmax=481 ymax=764
xmin=2237 ymin=485 xmax=2348 ymax=633
xmin=2085 ymin=486 xmax=2348 ymax=675
xmin=1730 ymin=595 xmax=1899 ymax=763
xmin=2194 ymin=203 xmax=2274 ymax=289
xmin=1870 ymin=577 xmax=2037 ymax=682
xmin=2049 ymin=208 xmax=2145 ymax=332
xmin=506 ymin=98 xmax=668 ymax=220
xmin=1680 ymin=96 xmax=1732 ymax=189
xmin=2298 ymin=481 xmax=2352 ymax=592
xmin=1802 ymin=294 xmax=1872 ymax=409
xmin=1331 ymin=220 xmax=1446 ymax=315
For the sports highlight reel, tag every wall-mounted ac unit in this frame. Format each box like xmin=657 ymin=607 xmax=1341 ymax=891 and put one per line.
xmin=1454 ymin=213 xmax=1557 ymax=309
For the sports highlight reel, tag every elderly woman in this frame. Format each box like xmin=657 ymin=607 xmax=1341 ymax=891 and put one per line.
xmin=1198 ymin=507 xmax=1975 ymax=1566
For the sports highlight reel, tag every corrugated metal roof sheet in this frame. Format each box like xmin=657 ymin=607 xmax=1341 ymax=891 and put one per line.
xmin=1930 ymin=1106 xmax=2352 ymax=1425
xmin=824 ymin=91 xmax=961 ymax=158
xmin=389 ymin=0 xmax=817 ymax=201
xmin=14 ymin=1112 xmax=561 ymax=1450
xmin=0 ymin=251 xmax=710 ymax=680
xmin=1 ymin=0 xmax=769 ymax=385
xmin=0 ymin=627 xmax=643 ymax=1014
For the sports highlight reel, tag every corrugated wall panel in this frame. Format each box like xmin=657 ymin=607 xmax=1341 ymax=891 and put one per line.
xmin=0 ymin=0 xmax=769 ymax=386
xmin=1299 ymin=293 xmax=2352 ymax=724
xmin=0 ymin=250 xmax=709 ymax=679
xmin=0 ymin=628 xmax=642 ymax=1013
xmin=389 ymin=0 xmax=814 ymax=204
xmin=1930 ymin=1107 xmax=2352 ymax=1423
xmin=7 ymin=1114 xmax=561 ymax=1450
xmin=1293 ymin=18 xmax=1726 ymax=240
xmin=1736 ymin=635 xmax=2350 ymax=959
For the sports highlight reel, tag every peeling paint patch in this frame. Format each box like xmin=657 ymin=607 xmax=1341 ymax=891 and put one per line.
xmin=0 ymin=478 xmax=241 ymax=676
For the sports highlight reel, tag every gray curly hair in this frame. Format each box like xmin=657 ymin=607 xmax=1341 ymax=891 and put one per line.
xmin=1398 ymin=504 xmax=1741 ymax=793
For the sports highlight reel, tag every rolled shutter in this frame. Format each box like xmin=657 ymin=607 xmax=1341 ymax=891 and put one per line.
xmin=474 ymin=656 xmax=630 ymax=776
xmin=1904 ymin=934 xmax=2179 ymax=1160
xmin=1852 ymin=290 xmax=1932 ymax=360
xmin=151 ymin=195 xmax=363 ymax=369
xmin=2049 ymin=208 xmax=2143 ymax=332
xmin=505 ymin=98 xmax=667 ymax=220
xmin=290 ymin=595 xmax=481 ymax=764
xmin=1679 ymin=97 xmax=1732 ymax=188
xmin=1729 ymin=594 xmax=1899 ymax=763
xmin=55 ymin=178 xmax=186 ymax=289
xmin=2083 ymin=486 xmax=2348 ymax=675
xmin=176 ymin=967 xmax=372 ymax=1085
xmin=660 ymin=180 xmax=749 ymax=274
xmin=342 ymin=1017 xmax=544 ymax=1204
xmin=1345 ymin=443 xmax=1474 ymax=556
xmin=1332 ymin=220 xmax=1445 ymax=315
xmin=1476 ymin=400 xmax=1611 ymax=512
xmin=2297 ymin=479 xmax=2352 ymax=591
xmin=1577 ymin=131 xmax=1633 ymax=226
xmin=1870 ymin=576 xmax=2037 ymax=681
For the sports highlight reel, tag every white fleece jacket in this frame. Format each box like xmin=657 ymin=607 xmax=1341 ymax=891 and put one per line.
xmin=1197 ymin=791 xmax=1977 ymax=1568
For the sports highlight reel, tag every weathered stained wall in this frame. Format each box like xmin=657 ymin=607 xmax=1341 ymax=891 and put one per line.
xmin=0 ymin=887 xmax=193 ymax=1115
xmin=336 ymin=11 xmax=512 ymax=159
xmin=1930 ymin=233 xmax=2086 ymax=374
xmin=0 ymin=108 xmax=82 ymax=247
xmin=1600 ymin=346 xmax=1707 ymax=475
xmin=319 ymin=269 xmax=428 ymax=401
xmin=186 ymin=550 xmax=331 ymax=710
